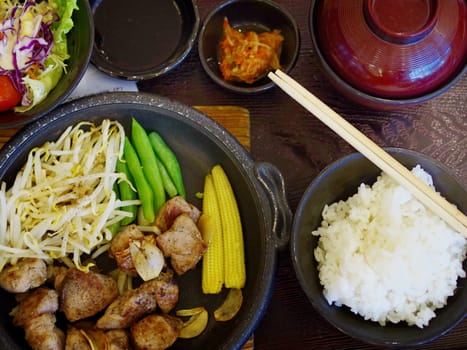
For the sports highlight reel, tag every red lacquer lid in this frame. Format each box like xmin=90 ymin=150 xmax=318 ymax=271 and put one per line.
xmin=313 ymin=0 xmax=467 ymax=99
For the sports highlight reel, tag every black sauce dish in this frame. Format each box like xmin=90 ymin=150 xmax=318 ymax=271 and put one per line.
xmin=291 ymin=148 xmax=467 ymax=347
xmin=198 ymin=0 xmax=300 ymax=93
xmin=0 ymin=92 xmax=292 ymax=350
xmin=91 ymin=0 xmax=200 ymax=80
xmin=0 ymin=0 xmax=93 ymax=129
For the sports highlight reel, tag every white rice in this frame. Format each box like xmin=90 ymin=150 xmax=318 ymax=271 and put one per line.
xmin=312 ymin=165 xmax=466 ymax=328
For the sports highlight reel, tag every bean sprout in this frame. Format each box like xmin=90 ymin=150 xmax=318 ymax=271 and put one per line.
xmin=0 ymin=119 xmax=139 ymax=271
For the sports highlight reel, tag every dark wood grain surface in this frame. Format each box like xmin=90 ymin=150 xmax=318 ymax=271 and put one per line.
xmin=138 ymin=1 xmax=467 ymax=349
xmin=0 ymin=1 xmax=463 ymax=349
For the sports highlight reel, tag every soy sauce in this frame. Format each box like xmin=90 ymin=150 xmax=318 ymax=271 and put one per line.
xmin=93 ymin=0 xmax=183 ymax=72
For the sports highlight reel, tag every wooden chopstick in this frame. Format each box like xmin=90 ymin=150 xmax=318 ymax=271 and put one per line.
xmin=268 ymin=70 xmax=467 ymax=237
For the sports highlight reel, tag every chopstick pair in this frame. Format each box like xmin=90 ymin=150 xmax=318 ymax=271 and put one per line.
xmin=268 ymin=70 xmax=467 ymax=237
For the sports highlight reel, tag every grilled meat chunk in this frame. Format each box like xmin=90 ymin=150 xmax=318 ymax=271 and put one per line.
xmin=155 ymin=196 xmax=201 ymax=232
xmin=58 ymin=269 xmax=119 ymax=322
xmin=106 ymin=329 xmax=132 ymax=350
xmin=131 ymin=314 xmax=183 ymax=350
xmin=153 ymin=271 xmax=179 ymax=314
xmin=23 ymin=313 xmax=65 ymax=350
xmin=13 ymin=287 xmax=59 ymax=327
xmin=12 ymin=288 xmax=64 ymax=350
xmin=47 ymin=265 xmax=68 ymax=290
xmin=156 ymin=213 xmax=207 ymax=275
xmin=96 ymin=270 xmax=178 ymax=329
xmin=65 ymin=327 xmax=91 ymax=350
xmin=65 ymin=327 xmax=131 ymax=350
xmin=109 ymin=224 xmax=145 ymax=273
xmin=110 ymin=224 xmax=166 ymax=281
xmin=0 ymin=258 xmax=47 ymax=293
xmin=96 ymin=284 xmax=157 ymax=330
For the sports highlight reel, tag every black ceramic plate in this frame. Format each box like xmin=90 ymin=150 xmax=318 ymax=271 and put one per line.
xmin=91 ymin=0 xmax=200 ymax=80
xmin=0 ymin=92 xmax=292 ymax=350
xmin=291 ymin=148 xmax=467 ymax=347
xmin=0 ymin=0 xmax=93 ymax=129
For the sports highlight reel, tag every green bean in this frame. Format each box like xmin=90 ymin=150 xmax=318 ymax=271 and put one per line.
xmin=107 ymin=218 xmax=121 ymax=236
xmin=148 ymin=131 xmax=186 ymax=198
xmin=131 ymin=118 xmax=166 ymax=213
xmin=123 ymin=136 xmax=155 ymax=223
xmin=107 ymin=219 xmax=121 ymax=237
xmin=116 ymin=158 xmax=138 ymax=225
xmin=108 ymin=183 xmax=122 ymax=236
xmin=156 ymin=153 xmax=178 ymax=198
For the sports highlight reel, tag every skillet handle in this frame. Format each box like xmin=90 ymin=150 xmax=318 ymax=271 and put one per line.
xmin=254 ymin=162 xmax=292 ymax=250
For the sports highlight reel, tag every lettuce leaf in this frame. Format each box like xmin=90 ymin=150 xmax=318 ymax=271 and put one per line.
xmin=51 ymin=0 xmax=78 ymax=59
xmin=14 ymin=0 xmax=78 ymax=113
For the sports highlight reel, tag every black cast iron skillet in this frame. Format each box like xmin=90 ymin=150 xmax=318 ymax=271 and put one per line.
xmin=0 ymin=92 xmax=292 ymax=350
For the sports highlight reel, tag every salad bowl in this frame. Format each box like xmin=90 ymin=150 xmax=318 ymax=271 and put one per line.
xmin=0 ymin=0 xmax=93 ymax=129
xmin=0 ymin=92 xmax=292 ymax=350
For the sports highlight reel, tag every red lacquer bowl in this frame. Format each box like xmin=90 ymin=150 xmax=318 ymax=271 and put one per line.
xmin=309 ymin=0 xmax=467 ymax=109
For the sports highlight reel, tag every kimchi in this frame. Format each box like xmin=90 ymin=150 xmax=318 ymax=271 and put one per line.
xmin=219 ymin=17 xmax=284 ymax=84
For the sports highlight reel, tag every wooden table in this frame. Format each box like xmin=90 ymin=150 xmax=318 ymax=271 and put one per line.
xmin=139 ymin=1 xmax=467 ymax=349
xmin=1 ymin=1 xmax=464 ymax=349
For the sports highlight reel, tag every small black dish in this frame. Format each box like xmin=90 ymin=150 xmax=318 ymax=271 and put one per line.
xmin=198 ymin=0 xmax=300 ymax=93
xmin=291 ymin=148 xmax=467 ymax=347
xmin=91 ymin=0 xmax=199 ymax=81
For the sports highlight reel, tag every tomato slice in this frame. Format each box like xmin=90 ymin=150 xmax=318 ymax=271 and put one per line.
xmin=0 ymin=76 xmax=22 ymax=112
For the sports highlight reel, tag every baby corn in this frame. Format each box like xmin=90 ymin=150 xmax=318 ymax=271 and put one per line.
xmin=200 ymin=174 xmax=224 ymax=294
xmin=211 ymin=165 xmax=246 ymax=289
